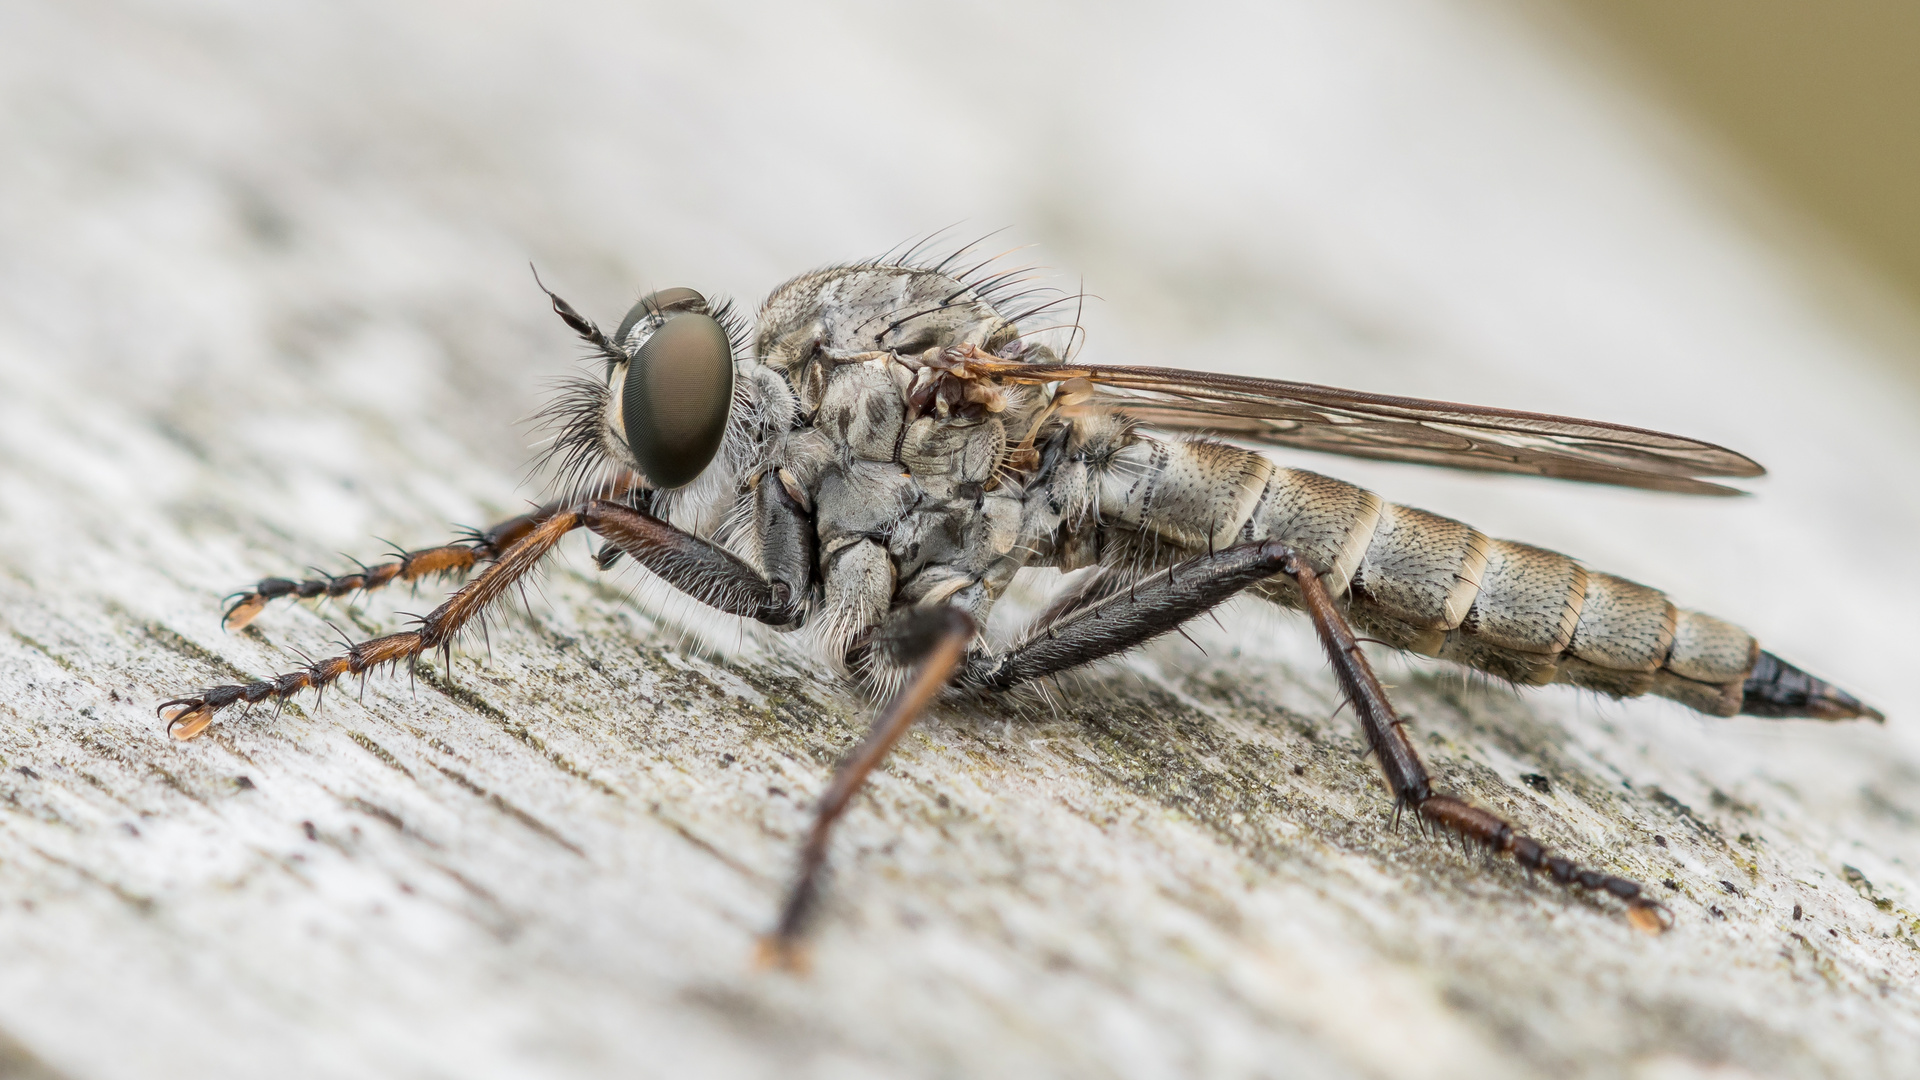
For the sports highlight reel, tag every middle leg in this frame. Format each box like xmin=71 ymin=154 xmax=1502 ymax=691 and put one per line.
xmin=759 ymin=605 xmax=977 ymax=970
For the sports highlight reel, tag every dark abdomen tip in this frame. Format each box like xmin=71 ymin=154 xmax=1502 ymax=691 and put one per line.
xmin=1742 ymin=650 xmax=1883 ymax=722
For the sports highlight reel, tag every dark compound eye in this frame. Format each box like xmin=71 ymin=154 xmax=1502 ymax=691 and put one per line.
xmin=620 ymin=298 xmax=734 ymax=489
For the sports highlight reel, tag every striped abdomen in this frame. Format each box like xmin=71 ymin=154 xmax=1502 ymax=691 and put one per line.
xmin=1090 ymin=437 xmax=1876 ymax=721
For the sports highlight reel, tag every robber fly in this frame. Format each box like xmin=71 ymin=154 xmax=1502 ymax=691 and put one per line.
xmin=161 ymin=249 xmax=1882 ymax=964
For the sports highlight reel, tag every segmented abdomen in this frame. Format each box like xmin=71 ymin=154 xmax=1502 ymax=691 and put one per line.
xmin=1090 ymin=436 xmax=1862 ymax=719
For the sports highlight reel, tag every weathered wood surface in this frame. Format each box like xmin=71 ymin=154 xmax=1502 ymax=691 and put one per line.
xmin=2 ymin=2 xmax=1919 ymax=1077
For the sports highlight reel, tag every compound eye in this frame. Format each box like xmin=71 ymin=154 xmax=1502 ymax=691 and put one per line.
xmin=621 ymin=310 xmax=734 ymax=489
xmin=615 ymin=287 xmax=709 ymax=347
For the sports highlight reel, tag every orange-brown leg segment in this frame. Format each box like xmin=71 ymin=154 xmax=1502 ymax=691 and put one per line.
xmin=757 ymin=607 xmax=976 ymax=972
xmin=970 ymin=540 xmax=1669 ymax=933
xmin=1286 ymin=555 xmax=1672 ymax=933
xmin=161 ymin=509 xmax=591 ymax=739
xmin=221 ymin=476 xmax=643 ymax=631
xmin=163 ymin=494 xmax=800 ymax=741
xmin=220 ymin=501 xmax=570 ymax=631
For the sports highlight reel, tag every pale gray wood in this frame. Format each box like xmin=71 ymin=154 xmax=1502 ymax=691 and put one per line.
xmin=1 ymin=2 xmax=1918 ymax=1078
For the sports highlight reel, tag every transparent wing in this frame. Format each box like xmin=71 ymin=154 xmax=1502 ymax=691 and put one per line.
xmin=975 ymin=360 xmax=1765 ymax=495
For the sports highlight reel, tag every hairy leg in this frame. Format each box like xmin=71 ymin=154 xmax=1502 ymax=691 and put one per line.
xmin=584 ymin=499 xmax=800 ymax=625
xmin=162 ymin=508 xmax=592 ymax=738
xmin=219 ymin=501 xmax=565 ymax=630
xmin=222 ymin=475 xmax=642 ymax=630
xmin=759 ymin=606 xmax=976 ymax=971
xmin=1283 ymin=555 xmax=1670 ymax=931
xmin=969 ymin=539 xmax=1297 ymax=690
xmin=977 ymin=541 xmax=1669 ymax=932
xmin=161 ymin=497 xmax=793 ymax=739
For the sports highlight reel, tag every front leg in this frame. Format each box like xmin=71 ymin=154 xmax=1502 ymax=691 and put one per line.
xmin=584 ymin=500 xmax=801 ymax=626
xmin=221 ymin=476 xmax=646 ymax=630
xmin=161 ymin=498 xmax=797 ymax=738
xmin=162 ymin=508 xmax=594 ymax=738
xmin=222 ymin=498 xmax=572 ymax=631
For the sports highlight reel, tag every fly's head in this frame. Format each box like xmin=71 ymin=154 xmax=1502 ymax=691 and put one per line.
xmin=605 ymin=288 xmax=737 ymax=489
xmin=537 ymin=278 xmax=747 ymax=498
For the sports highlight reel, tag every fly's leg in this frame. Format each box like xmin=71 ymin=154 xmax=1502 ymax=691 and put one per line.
xmin=161 ymin=497 xmax=796 ymax=739
xmin=1285 ymin=556 xmax=1672 ymax=933
xmin=758 ymin=606 xmax=976 ymax=972
xmin=220 ymin=501 xmax=565 ymax=630
xmin=974 ymin=541 xmax=1669 ymax=933
xmin=161 ymin=508 xmax=593 ymax=739
xmin=222 ymin=478 xmax=643 ymax=631
xmin=583 ymin=499 xmax=802 ymax=625
xmin=969 ymin=540 xmax=1300 ymax=690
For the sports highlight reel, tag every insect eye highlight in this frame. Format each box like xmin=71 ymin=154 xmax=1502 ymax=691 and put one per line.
xmin=618 ymin=299 xmax=734 ymax=490
xmin=615 ymin=287 xmax=709 ymax=348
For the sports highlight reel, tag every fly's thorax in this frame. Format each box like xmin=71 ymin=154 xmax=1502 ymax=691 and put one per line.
xmin=815 ymin=536 xmax=895 ymax=665
xmin=758 ymin=265 xmax=1021 ymax=357
xmin=744 ymin=257 xmax=1080 ymax=668
xmin=815 ymin=360 xmax=906 ymax=462
xmin=1031 ymin=458 xmax=1098 ymax=570
xmin=775 ymin=348 xmax=1053 ymax=666
xmin=891 ymin=490 xmax=1024 ymax=615
xmin=815 ymin=461 xmax=918 ymax=549
xmin=755 ymin=265 xmax=1023 ymax=411
xmin=901 ymin=416 xmax=1007 ymax=499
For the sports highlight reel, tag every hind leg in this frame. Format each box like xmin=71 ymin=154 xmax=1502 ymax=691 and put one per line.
xmin=975 ymin=541 xmax=1670 ymax=932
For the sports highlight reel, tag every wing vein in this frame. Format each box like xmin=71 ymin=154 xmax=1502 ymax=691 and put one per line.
xmin=972 ymin=360 xmax=1763 ymax=496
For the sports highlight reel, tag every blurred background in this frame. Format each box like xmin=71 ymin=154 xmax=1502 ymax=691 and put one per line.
xmin=1570 ymin=0 xmax=1920 ymax=344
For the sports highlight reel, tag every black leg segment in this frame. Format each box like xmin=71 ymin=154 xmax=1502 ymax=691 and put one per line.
xmin=976 ymin=538 xmax=1670 ymax=933
xmin=221 ymin=500 xmax=570 ymax=631
xmin=970 ymin=538 xmax=1296 ymax=690
xmin=583 ymin=500 xmax=801 ymax=626
xmin=1285 ymin=556 xmax=1671 ymax=932
xmin=759 ymin=606 xmax=977 ymax=970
